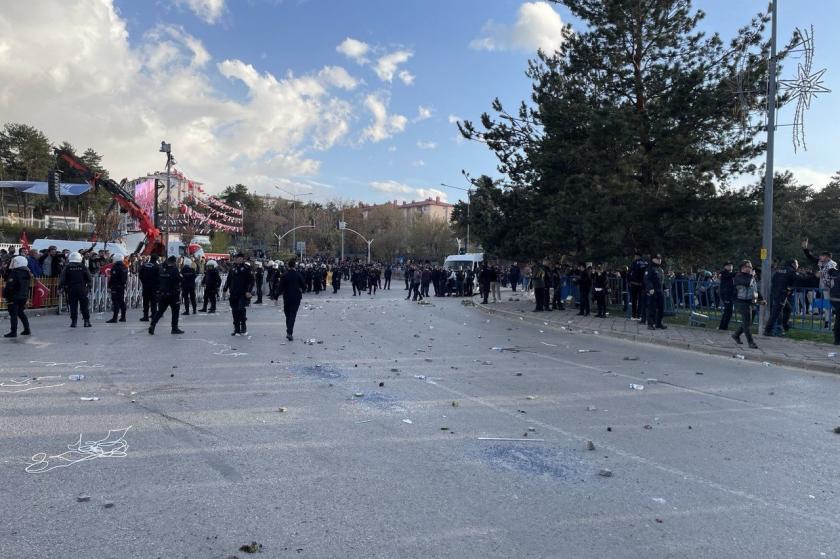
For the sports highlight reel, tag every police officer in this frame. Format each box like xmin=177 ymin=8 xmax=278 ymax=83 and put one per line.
xmin=139 ymin=255 xmax=159 ymax=322
xmin=254 ymin=261 xmax=265 ymax=304
xmin=106 ymin=254 xmax=127 ymax=323
xmin=181 ymin=257 xmax=198 ymax=315
xmin=149 ymin=256 xmax=184 ymax=335
xmin=384 ymin=264 xmax=392 ymax=290
xmin=718 ymin=262 xmax=736 ymax=330
xmin=278 ymin=258 xmax=306 ymax=341
xmin=644 ymin=254 xmax=666 ymax=330
xmin=59 ymin=251 xmax=92 ymax=328
xmin=4 ymin=256 xmax=32 ymax=338
xmin=628 ymin=251 xmax=648 ymax=320
xmin=200 ymin=259 xmax=221 ymax=313
xmin=223 ymin=253 xmax=254 ymax=336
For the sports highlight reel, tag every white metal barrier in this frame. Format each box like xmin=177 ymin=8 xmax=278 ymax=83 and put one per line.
xmin=59 ymin=273 xmax=237 ymax=313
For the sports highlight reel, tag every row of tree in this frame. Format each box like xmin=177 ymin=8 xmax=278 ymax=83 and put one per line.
xmin=0 ymin=122 xmax=458 ymax=261
xmin=452 ymin=0 xmax=839 ymax=271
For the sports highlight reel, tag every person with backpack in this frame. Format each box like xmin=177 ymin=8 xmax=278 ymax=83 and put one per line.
xmin=731 ymin=260 xmax=764 ymax=349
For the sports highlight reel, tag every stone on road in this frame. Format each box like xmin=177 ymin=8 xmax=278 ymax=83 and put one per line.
xmin=1 ymin=290 xmax=838 ymax=558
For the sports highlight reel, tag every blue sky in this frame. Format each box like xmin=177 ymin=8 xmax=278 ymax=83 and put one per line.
xmin=1 ymin=1 xmax=836 ymax=204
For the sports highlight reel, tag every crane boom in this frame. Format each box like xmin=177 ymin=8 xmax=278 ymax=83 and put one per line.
xmin=56 ymin=149 xmax=164 ymax=256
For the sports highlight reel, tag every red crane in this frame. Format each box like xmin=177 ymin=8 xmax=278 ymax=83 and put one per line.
xmin=56 ymin=149 xmax=164 ymax=256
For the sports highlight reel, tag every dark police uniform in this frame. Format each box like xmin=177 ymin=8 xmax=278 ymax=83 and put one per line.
xmin=200 ymin=266 xmax=222 ymax=313
xmin=278 ymin=268 xmax=306 ymax=339
xmin=59 ymin=262 xmax=92 ymax=327
xmin=107 ymin=261 xmax=128 ymax=323
xmin=223 ymin=262 xmax=255 ymax=335
xmin=149 ymin=261 xmax=182 ymax=334
xmin=138 ymin=258 xmax=159 ymax=321
xmin=181 ymin=265 xmax=198 ymax=315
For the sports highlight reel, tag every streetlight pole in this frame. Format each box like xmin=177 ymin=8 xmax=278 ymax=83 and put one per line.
xmin=760 ymin=0 xmax=778 ymax=331
xmin=339 ymin=224 xmax=373 ymax=263
xmin=275 ymin=185 xmax=312 ymax=256
xmin=440 ymin=182 xmax=471 ymax=253
xmin=159 ymin=141 xmax=172 ymax=250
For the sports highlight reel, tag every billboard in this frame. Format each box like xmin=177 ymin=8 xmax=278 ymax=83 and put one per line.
xmin=133 ymin=179 xmax=156 ymax=231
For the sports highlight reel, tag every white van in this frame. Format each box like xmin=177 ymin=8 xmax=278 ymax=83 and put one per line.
xmin=444 ymin=252 xmax=484 ymax=271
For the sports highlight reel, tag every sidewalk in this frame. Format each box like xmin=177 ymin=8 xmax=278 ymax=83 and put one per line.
xmin=473 ymin=290 xmax=840 ymax=375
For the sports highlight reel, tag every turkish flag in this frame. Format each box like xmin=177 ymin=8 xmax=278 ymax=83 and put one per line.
xmin=19 ymin=231 xmax=30 ymax=250
xmin=31 ymin=280 xmax=50 ymax=308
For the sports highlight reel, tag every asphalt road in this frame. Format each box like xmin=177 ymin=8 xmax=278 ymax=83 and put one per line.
xmin=1 ymin=287 xmax=839 ymax=558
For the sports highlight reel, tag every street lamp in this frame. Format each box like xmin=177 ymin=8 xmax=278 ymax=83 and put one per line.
xmin=440 ymin=182 xmax=471 ymax=253
xmin=275 ymin=185 xmax=312 ymax=255
xmin=159 ymin=141 xmax=172 ymax=249
xmin=339 ymin=222 xmax=373 ymax=263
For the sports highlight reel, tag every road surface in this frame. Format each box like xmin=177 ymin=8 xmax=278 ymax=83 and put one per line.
xmin=1 ymin=288 xmax=838 ymax=558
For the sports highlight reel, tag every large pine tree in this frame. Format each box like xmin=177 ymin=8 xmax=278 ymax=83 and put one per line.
xmin=458 ymin=0 xmax=789 ymax=264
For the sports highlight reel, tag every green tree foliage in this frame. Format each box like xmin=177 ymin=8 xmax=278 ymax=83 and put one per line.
xmin=457 ymin=0 xmax=799 ymax=265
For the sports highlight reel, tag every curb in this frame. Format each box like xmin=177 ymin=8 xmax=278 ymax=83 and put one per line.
xmin=472 ymin=300 xmax=840 ymax=376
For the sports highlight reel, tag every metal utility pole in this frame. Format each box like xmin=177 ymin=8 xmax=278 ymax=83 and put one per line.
xmin=160 ymin=141 xmax=172 ymax=250
xmin=760 ymin=0 xmax=778 ymax=330
xmin=341 ymin=208 xmax=345 ymax=261
xmin=275 ymin=185 xmax=312 ymax=255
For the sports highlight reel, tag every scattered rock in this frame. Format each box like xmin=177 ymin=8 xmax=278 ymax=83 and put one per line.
xmin=833 ymin=426 xmax=840 ymax=434
xmin=451 ymin=401 xmax=459 ymax=407
xmin=586 ymin=405 xmax=597 ymax=411
xmin=239 ymin=542 xmax=263 ymax=554
xmin=170 ymin=373 xmax=174 ymax=378
xmin=585 ymin=440 xmax=595 ymax=451
xmin=378 ymin=382 xmax=384 ymax=387
xmin=695 ymin=371 xmax=704 ymax=375
xmin=643 ymin=424 xmax=653 ymax=430
xmin=655 ymin=518 xmax=663 ymax=524
xmin=440 ymin=427 xmax=449 ymax=431
xmin=278 ymin=407 xmax=287 ymax=413
xmin=353 ymin=392 xmax=364 ymax=398
xmin=607 ymin=427 xmax=612 ymax=432
xmin=103 ymin=502 xmax=115 ymax=509
xmin=526 ymin=395 xmax=536 ymax=400
xmin=598 ymin=468 xmax=613 ymax=477
xmin=77 ymin=495 xmax=91 ymax=503
xmin=623 ymin=356 xmax=640 ymax=361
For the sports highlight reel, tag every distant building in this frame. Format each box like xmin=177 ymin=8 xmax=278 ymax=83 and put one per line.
xmin=357 ymin=197 xmax=453 ymax=223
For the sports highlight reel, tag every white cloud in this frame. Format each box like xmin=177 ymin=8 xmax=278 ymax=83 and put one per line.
xmin=411 ymin=160 xmax=425 ymax=167
xmin=0 ymin=0 xmax=359 ymax=196
xmin=374 ymin=50 xmax=413 ymax=82
xmin=448 ymin=114 xmax=461 ymax=124
xmin=782 ymin=166 xmax=836 ymax=189
xmin=317 ymin=66 xmax=359 ymax=90
xmin=398 ymin=70 xmax=415 ymax=85
xmin=370 ymin=180 xmax=413 ymax=194
xmin=416 ymin=106 xmax=433 ymax=121
xmin=417 ymin=140 xmax=437 ymax=150
xmin=176 ymin=0 xmax=225 ymax=24
xmin=387 ymin=146 xmax=397 ymax=153
xmin=336 ymin=37 xmax=371 ymax=65
xmin=361 ymin=94 xmax=407 ymax=143
xmin=470 ymin=1 xmax=565 ymax=53
xmin=416 ymin=188 xmax=447 ymax=201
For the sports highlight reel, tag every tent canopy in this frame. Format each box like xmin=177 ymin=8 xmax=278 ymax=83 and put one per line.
xmin=0 ymin=181 xmax=93 ymax=196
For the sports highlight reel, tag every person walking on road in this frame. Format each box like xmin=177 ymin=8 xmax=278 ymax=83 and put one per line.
xmin=718 ymin=262 xmax=736 ymax=330
xmin=181 ymin=258 xmax=198 ymax=315
xmin=278 ymin=258 xmax=306 ymax=341
xmin=59 ymin=252 xmax=92 ymax=328
xmin=200 ymin=260 xmax=221 ymax=313
xmin=139 ymin=255 xmax=159 ymax=321
xmin=149 ymin=256 xmax=184 ymax=335
xmin=106 ymin=254 xmax=127 ymax=323
xmin=4 ymin=256 xmax=32 ymax=338
xmin=223 ymin=253 xmax=255 ymax=336
xmin=731 ymin=260 xmax=763 ymax=349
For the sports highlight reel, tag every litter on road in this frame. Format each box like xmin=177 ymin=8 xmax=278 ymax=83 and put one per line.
xmin=628 ymin=384 xmax=645 ymax=390
xmin=79 ymin=397 xmax=100 ymax=401
xmin=477 ymin=437 xmax=546 ymax=442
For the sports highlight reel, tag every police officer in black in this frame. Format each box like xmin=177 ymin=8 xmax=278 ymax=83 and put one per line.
xmin=149 ymin=256 xmax=184 ymax=335
xmin=139 ymin=254 xmax=159 ymax=321
xmin=106 ymin=254 xmax=127 ymax=323
xmin=278 ymin=258 xmax=306 ymax=341
xmin=718 ymin=262 xmax=736 ymax=330
xmin=384 ymin=265 xmax=392 ymax=290
xmin=4 ymin=256 xmax=32 ymax=337
xmin=59 ymin=251 xmax=92 ymax=328
xmin=254 ymin=261 xmax=265 ymax=304
xmin=181 ymin=257 xmax=198 ymax=315
xmin=628 ymin=251 xmax=648 ymax=320
xmin=199 ymin=259 xmax=221 ymax=313
xmin=223 ymin=253 xmax=254 ymax=336
xmin=644 ymin=254 xmax=667 ymax=330
xmin=763 ymin=259 xmax=801 ymax=337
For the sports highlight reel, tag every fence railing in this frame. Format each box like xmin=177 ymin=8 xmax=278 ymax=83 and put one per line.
xmin=521 ymin=274 xmax=832 ymax=333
